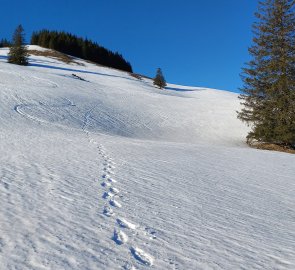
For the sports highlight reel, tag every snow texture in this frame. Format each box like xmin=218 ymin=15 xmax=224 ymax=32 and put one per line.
xmin=0 ymin=46 xmax=294 ymax=269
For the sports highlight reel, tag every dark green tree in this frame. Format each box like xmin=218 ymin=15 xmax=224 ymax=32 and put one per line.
xmin=8 ymin=25 xmax=28 ymax=65
xmin=153 ymin=68 xmax=167 ymax=89
xmin=238 ymin=0 xmax=295 ymax=148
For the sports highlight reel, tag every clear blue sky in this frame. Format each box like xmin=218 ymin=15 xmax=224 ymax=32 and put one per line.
xmin=0 ymin=0 xmax=258 ymax=92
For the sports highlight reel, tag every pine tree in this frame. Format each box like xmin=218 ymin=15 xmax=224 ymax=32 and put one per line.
xmin=8 ymin=25 xmax=28 ymax=65
xmin=153 ymin=68 xmax=167 ymax=89
xmin=238 ymin=0 xmax=295 ymax=148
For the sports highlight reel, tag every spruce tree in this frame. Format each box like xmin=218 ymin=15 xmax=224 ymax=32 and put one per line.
xmin=8 ymin=25 xmax=28 ymax=65
xmin=153 ymin=68 xmax=167 ymax=89
xmin=238 ymin=0 xmax=295 ymax=148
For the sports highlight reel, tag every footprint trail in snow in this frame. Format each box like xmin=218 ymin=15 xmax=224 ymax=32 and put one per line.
xmin=88 ymin=140 xmax=155 ymax=268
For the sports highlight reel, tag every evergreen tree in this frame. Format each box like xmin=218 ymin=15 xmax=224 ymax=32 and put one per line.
xmin=153 ymin=68 xmax=167 ymax=89
xmin=8 ymin=25 xmax=28 ymax=65
xmin=238 ymin=0 xmax=295 ymax=148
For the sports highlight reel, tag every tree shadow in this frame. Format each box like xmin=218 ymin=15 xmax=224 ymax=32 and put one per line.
xmin=28 ymin=61 xmax=137 ymax=82
xmin=0 ymin=55 xmax=8 ymax=60
xmin=0 ymin=53 xmax=139 ymax=83
xmin=165 ymin=86 xmax=197 ymax=92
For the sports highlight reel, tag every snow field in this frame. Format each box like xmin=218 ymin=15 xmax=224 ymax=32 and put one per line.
xmin=0 ymin=46 xmax=294 ymax=269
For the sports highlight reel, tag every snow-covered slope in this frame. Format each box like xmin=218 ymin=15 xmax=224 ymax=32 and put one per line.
xmin=0 ymin=46 xmax=294 ymax=270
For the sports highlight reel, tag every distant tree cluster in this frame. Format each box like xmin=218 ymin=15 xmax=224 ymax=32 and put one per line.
xmin=0 ymin=38 xmax=11 ymax=47
xmin=238 ymin=0 xmax=295 ymax=148
xmin=30 ymin=30 xmax=133 ymax=72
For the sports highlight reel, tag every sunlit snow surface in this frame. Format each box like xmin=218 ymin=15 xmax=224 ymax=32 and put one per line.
xmin=0 ymin=46 xmax=294 ymax=270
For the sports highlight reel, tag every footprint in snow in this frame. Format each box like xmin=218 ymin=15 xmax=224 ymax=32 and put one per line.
xmin=107 ymin=177 xmax=117 ymax=183
xmin=103 ymin=206 xmax=114 ymax=217
xmin=101 ymin=181 xmax=112 ymax=188
xmin=109 ymin=198 xmax=122 ymax=208
xmin=104 ymin=160 xmax=115 ymax=166
xmin=112 ymin=228 xmax=128 ymax=245
xmin=102 ymin=191 xmax=115 ymax=199
xmin=102 ymin=173 xmax=110 ymax=179
xmin=110 ymin=187 xmax=119 ymax=194
xmin=130 ymin=247 xmax=154 ymax=266
xmin=116 ymin=218 xmax=137 ymax=230
xmin=103 ymin=168 xmax=114 ymax=174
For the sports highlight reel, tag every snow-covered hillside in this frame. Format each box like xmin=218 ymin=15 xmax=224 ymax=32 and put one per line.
xmin=0 ymin=46 xmax=294 ymax=270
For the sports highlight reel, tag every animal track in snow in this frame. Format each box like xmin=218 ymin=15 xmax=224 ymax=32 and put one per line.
xmin=130 ymin=247 xmax=154 ymax=266
xmin=112 ymin=228 xmax=128 ymax=245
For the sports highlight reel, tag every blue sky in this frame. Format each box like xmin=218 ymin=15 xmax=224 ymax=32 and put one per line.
xmin=0 ymin=1 xmax=258 ymax=92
